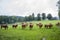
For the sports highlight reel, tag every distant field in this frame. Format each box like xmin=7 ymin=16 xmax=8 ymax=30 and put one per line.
xmin=0 ymin=20 xmax=60 ymax=40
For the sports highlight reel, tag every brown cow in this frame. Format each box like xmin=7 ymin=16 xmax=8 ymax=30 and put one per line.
xmin=38 ymin=23 xmax=43 ymax=28
xmin=12 ymin=24 xmax=18 ymax=28
xmin=45 ymin=23 xmax=53 ymax=29
xmin=48 ymin=23 xmax=53 ymax=29
xmin=1 ymin=24 xmax=8 ymax=30
xmin=22 ymin=23 xmax=26 ymax=29
xmin=29 ymin=23 xmax=33 ymax=30
xmin=36 ymin=23 xmax=43 ymax=28
xmin=56 ymin=22 xmax=60 ymax=27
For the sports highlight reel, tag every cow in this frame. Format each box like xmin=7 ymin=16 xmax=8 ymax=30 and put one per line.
xmin=56 ymin=22 xmax=60 ymax=27
xmin=22 ymin=23 xmax=27 ymax=29
xmin=29 ymin=23 xmax=33 ymax=30
xmin=48 ymin=23 xmax=53 ymax=29
xmin=45 ymin=24 xmax=49 ymax=28
xmin=45 ymin=23 xmax=53 ymax=29
xmin=1 ymin=24 xmax=8 ymax=30
xmin=12 ymin=24 xmax=18 ymax=28
xmin=36 ymin=23 xmax=43 ymax=28
xmin=38 ymin=23 xmax=43 ymax=28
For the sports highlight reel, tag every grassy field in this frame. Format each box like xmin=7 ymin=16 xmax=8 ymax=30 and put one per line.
xmin=0 ymin=20 xmax=60 ymax=40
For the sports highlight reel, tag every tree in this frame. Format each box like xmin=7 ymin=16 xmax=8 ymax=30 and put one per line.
xmin=42 ymin=13 xmax=46 ymax=20
xmin=57 ymin=0 xmax=60 ymax=19
xmin=47 ymin=13 xmax=52 ymax=20
xmin=37 ymin=13 xmax=41 ymax=21
xmin=32 ymin=13 xmax=35 ymax=20
xmin=58 ymin=10 xmax=60 ymax=19
xmin=28 ymin=15 xmax=33 ymax=21
xmin=0 ymin=16 xmax=26 ymax=24
xmin=24 ymin=16 xmax=28 ymax=21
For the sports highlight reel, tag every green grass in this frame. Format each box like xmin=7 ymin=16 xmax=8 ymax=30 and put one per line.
xmin=0 ymin=20 xmax=60 ymax=40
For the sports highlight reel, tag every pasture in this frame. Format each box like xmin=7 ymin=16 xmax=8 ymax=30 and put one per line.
xmin=0 ymin=20 xmax=60 ymax=40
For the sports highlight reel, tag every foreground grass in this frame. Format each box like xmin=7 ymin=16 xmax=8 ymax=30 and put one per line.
xmin=0 ymin=20 xmax=60 ymax=40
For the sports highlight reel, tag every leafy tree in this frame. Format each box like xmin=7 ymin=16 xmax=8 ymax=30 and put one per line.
xmin=24 ymin=16 xmax=29 ymax=21
xmin=37 ymin=13 xmax=41 ymax=21
xmin=29 ymin=15 xmax=32 ymax=21
xmin=42 ymin=13 xmax=46 ymax=20
xmin=32 ymin=13 xmax=35 ymax=20
xmin=58 ymin=10 xmax=60 ymax=19
xmin=47 ymin=13 xmax=52 ymax=20
xmin=57 ymin=0 xmax=60 ymax=19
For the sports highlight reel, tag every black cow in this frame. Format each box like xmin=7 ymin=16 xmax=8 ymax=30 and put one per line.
xmin=12 ymin=24 xmax=18 ymax=28
xmin=1 ymin=24 xmax=8 ymax=30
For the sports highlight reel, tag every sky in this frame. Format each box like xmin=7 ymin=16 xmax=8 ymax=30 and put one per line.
xmin=0 ymin=0 xmax=59 ymax=17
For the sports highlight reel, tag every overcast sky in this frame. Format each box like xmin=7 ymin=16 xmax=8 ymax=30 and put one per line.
xmin=0 ymin=0 xmax=59 ymax=17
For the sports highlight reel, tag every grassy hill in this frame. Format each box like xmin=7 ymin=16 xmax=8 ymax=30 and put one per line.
xmin=0 ymin=20 xmax=60 ymax=40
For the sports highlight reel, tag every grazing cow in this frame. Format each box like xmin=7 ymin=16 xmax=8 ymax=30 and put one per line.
xmin=36 ymin=23 xmax=43 ymax=28
xmin=22 ymin=23 xmax=26 ymax=29
xmin=38 ymin=23 xmax=43 ymax=28
xmin=29 ymin=23 xmax=33 ymax=30
xmin=56 ymin=22 xmax=60 ymax=27
xmin=12 ymin=24 xmax=18 ymax=28
xmin=1 ymin=24 xmax=8 ymax=30
xmin=45 ymin=24 xmax=49 ymax=28
xmin=48 ymin=23 xmax=53 ymax=29
xmin=45 ymin=23 xmax=53 ymax=29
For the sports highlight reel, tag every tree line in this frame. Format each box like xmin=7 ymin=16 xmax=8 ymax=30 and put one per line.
xmin=0 ymin=13 xmax=58 ymax=24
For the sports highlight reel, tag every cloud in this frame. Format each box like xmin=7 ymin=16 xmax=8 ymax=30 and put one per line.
xmin=0 ymin=0 xmax=59 ymax=17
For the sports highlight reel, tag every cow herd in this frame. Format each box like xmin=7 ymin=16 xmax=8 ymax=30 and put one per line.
xmin=0 ymin=22 xmax=60 ymax=30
